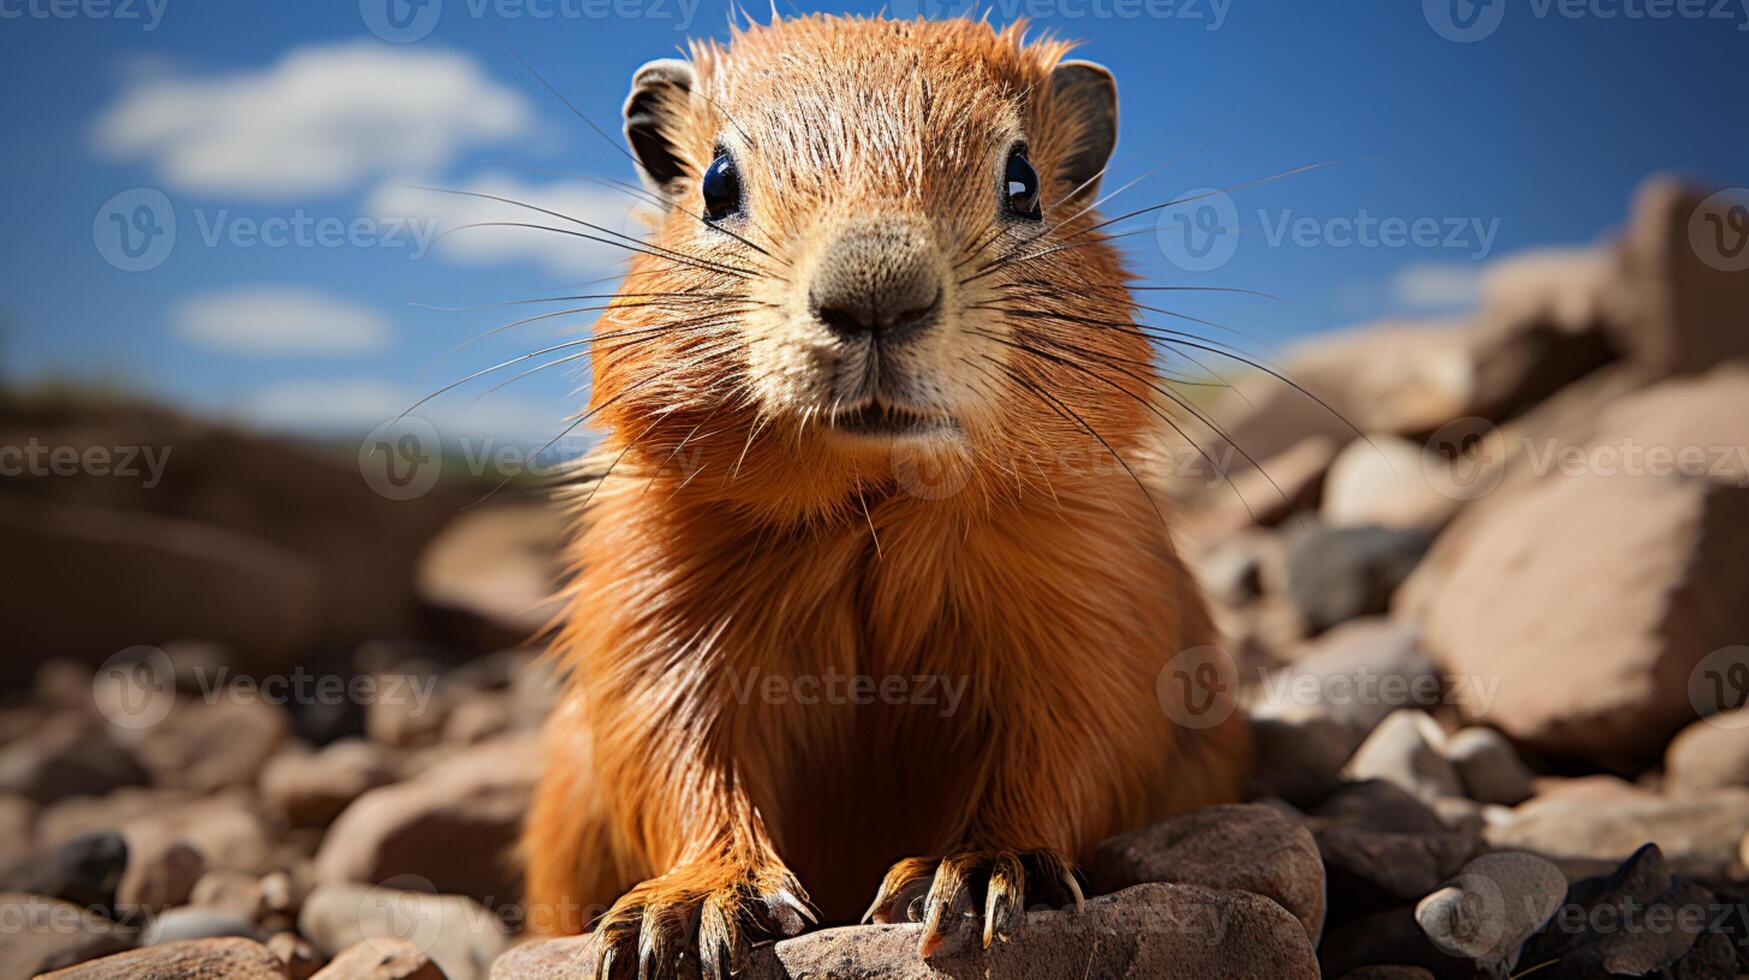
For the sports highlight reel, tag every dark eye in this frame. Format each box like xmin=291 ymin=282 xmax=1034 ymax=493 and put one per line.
xmin=701 ymin=152 xmax=741 ymax=221
xmin=1005 ymin=148 xmax=1041 ymax=220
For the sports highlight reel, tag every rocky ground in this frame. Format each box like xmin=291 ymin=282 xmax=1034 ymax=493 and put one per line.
xmin=2 ymin=175 xmax=1748 ymax=978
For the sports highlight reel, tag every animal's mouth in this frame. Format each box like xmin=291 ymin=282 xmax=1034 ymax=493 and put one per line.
xmin=826 ymin=401 xmax=955 ymax=439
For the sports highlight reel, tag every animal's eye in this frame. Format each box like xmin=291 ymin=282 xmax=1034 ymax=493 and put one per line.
xmin=702 ymin=152 xmax=741 ymax=221
xmin=1005 ymin=148 xmax=1041 ymax=220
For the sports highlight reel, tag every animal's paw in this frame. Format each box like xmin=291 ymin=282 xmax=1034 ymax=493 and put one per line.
xmin=590 ymin=863 xmax=813 ymax=980
xmin=862 ymin=848 xmax=1086 ymax=959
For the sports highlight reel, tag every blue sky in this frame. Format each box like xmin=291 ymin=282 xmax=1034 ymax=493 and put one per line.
xmin=1 ymin=0 xmax=1743 ymax=446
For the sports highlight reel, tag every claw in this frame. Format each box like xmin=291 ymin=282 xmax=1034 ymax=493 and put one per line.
xmin=765 ymin=889 xmax=812 ymax=936
xmin=863 ymin=857 xmax=936 ymax=925
xmin=918 ymin=856 xmax=974 ymax=960
xmin=1061 ymin=869 xmax=1086 ymax=913
xmin=983 ymin=852 xmax=1025 ymax=948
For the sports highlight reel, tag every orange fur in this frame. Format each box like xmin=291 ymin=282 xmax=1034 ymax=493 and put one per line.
xmin=521 ymin=13 xmax=1250 ymax=962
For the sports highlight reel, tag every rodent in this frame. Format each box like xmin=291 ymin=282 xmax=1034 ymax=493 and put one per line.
xmin=521 ymin=14 xmax=1251 ymax=975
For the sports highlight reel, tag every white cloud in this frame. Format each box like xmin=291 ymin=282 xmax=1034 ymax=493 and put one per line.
xmin=1390 ymin=261 xmax=1485 ymax=311
xmin=367 ymin=172 xmax=651 ymax=278
xmin=173 ymin=286 xmax=391 ymax=355
xmin=92 ymin=42 xmax=530 ymax=199
xmin=239 ymin=378 xmax=569 ymax=446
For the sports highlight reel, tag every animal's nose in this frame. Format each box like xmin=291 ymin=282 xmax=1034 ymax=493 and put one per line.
xmin=809 ymin=221 xmax=942 ymax=342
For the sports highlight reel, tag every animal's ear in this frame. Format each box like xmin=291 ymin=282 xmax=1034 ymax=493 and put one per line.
xmin=1048 ymin=60 xmax=1118 ymax=201
xmin=623 ymin=58 xmax=696 ymax=197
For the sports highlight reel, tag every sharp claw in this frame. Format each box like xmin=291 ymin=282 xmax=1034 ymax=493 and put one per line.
xmin=595 ymin=940 xmax=618 ymax=980
xmin=765 ymin=891 xmax=807 ymax=937
xmin=984 ymin=852 xmax=1025 ymax=948
xmin=1062 ymin=869 xmax=1085 ymax=913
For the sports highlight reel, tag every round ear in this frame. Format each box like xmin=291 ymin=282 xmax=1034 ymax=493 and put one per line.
xmin=623 ymin=58 xmax=697 ymax=198
xmin=1048 ymin=60 xmax=1118 ymax=202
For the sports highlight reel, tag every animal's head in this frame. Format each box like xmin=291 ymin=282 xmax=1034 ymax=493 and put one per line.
xmin=591 ymin=16 xmax=1157 ymax=522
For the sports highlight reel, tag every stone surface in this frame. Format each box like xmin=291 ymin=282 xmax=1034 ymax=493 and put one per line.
xmin=1414 ymin=851 xmax=1567 ymax=973
xmin=116 ymin=794 xmax=279 ymax=912
xmin=0 ymin=714 xmax=149 ymax=805
xmin=1285 ymin=524 xmax=1433 ymax=635
xmin=1088 ymin=803 xmax=1326 ymax=945
xmin=1321 ymin=436 xmax=1463 ymax=532
xmin=1319 ymin=906 xmax=1473 ymax=980
xmin=0 ymin=892 xmax=133 ymax=978
xmin=138 ymin=906 xmax=258 ymax=946
xmin=0 ymin=831 xmax=128 ymax=911
xmin=267 ymin=932 xmax=327 ymax=980
xmin=39 ymin=937 xmax=291 ymax=979
xmin=309 ymin=939 xmax=447 ymax=979
xmin=260 ymin=740 xmax=403 ymax=828
xmin=314 ymin=736 xmax=537 ymax=905
xmin=136 ymin=698 xmax=290 ymax=794
xmin=1518 ymin=844 xmax=1711 ymax=978
xmin=299 ymin=884 xmax=507 ymax=980
xmin=417 ymin=503 xmax=566 ymax=651
xmin=1343 ymin=710 xmax=1463 ymax=803
xmin=1486 ymin=787 xmax=1749 ymax=871
xmin=1664 ymin=710 xmax=1749 ymax=795
xmin=1411 ymin=468 xmax=1749 ymax=763
xmin=1309 ymin=782 xmax=1480 ymax=910
xmin=121 ymin=840 xmax=205 ymax=914
xmin=491 ymin=882 xmax=1321 ymax=979
xmin=1441 ymin=727 xmax=1535 ymax=805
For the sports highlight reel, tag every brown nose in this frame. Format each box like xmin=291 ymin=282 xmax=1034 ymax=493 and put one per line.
xmin=809 ymin=221 xmax=942 ymax=342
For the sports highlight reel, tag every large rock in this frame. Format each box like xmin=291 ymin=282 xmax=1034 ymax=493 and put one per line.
xmin=1485 ymin=787 xmax=1749 ymax=872
xmin=38 ymin=937 xmax=291 ymax=978
xmin=0 ymin=714 xmax=149 ymax=805
xmin=314 ymin=735 xmax=538 ymax=905
xmin=1309 ymin=782 xmax=1480 ymax=911
xmin=1440 ymin=727 xmax=1535 ymax=806
xmin=260 ymin=740 xmax=403 ymax=828
xmin=1320 ymin=437 xmax=1464 ymax=532
xmin=0 ymin=892 xmax=132 ymax=977
xmin=299 ymin=884 xmax=507 ymax=980
xmin=1088 ymin=803 xmax=1326 ymax=945
xmin=1664 ymin=710 xmax=1749 ymax=795
xmin=1343 ymin=710 xmax=1463 ymax=804
xmin=490 ymin=882 xmax=1321 ymax=979
xmin=135 ymin=698 xmax=290 ymax=794
xmin=1517 ymin=843 xmax=1714 ymax=979
xmin=1607 ymin=177 xmax=1749 ymax=376
xmin=1411 ymin=468 xmax=1749 ymax=763
xmin=416 ymin=502 xmax=566 ymax=650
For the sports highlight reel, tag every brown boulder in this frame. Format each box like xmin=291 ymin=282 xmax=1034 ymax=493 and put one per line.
xmin=310 ymin=939 xmax=447 ymax=979
xmin=39 ymin=937 xmax=290 ymax=979
xmin=1411 ymin=468 xmax=1749 ymax=763
xmin=1664 ymin=710 xmax=1749 ymax=795
xmin=135 ymin=698 xmax=290 ymax=794
xmin=260 ymin=740 xmax=402 ymax=828
xmin=0 ymin=714 xmax=148 ymax=805
xmin=0 ymin=893 xmax=131 ymax=977
xmin=1089 ymin=803 xmax=1326 ymax=945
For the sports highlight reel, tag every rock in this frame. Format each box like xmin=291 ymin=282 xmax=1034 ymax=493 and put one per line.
xmin=1521 ymin=775 xmax=1659 ymax=813
xmin=1194 ymin=535 xmax=1269 ymax=607
xmin=1607 ymin=176 xmax=1749 ymax=376
xmin=1089 ymin=803 xmax=1326 ymax=944
xmin=1338 ymin=968 xmax=1437 ymax=980
xmin=1216 ymin=435 xmax=1341 ymax=529
xmin=260 ymin=740 xmax=402 ymax=828
xmin=491 ymin=882 xmax=1321 ymax=979
xmin=35 ymin=788 xmax=195 ymax=849
xmin=1467 ymin=246 xmax=1623 ymax=421
xmin=441 ymin=695 xmax=515 ymax=746
xmin=191 ymin=870 xmax=272 ymax=922
xmin=136 ymin=698 xmax=290 ymax=794
xmin=38 ymin=936 xmax=291 ymax=978
xmin=1248 ymin=712 xmax=1354 ymax=806
xmin=1577 ymin=363 xmax=1749 ymax=487
xmin=1320 ymin=906 xmax=1473 ymax=980
xmin=1485 ymin=787 xmax=1749 ymax=872
xmin=314 ymin=736 xmax=538 ymax=905
xmin=1309 ymin=782 xmax=1480 ymax=911
xmin=1427 ymin=796 xmax=1489 ymax=836
xmin=299 ymin=884 xmax=507 ymax=980
xmin=1441 ymin=728 xmax=1535 ymax=805
xmin=1343 ymin=711 xmax=1463 ymax=803
xmin=1321 ymin=437 xmax=1463 ymax=531
xmin=1414 ymin=851 xmax=1567 ymax=975
xmin=417 ymin=502 xmax=566 ymax=650
xmin=0 ymin=714 xmax=149 ymax=805
xmin=0 ymin=496 xmax=322 ymax=678
xmin=0 ymin=831 xmax=128 ymax=911
xmin=310 ymin=939 xmax=446 ymax=979
xmin=1664 ymin=710 xmax=1749 ymax=795
xmin=0 ymin=892 xmax=133 ymax=977
xmin=139 ymin=906 xmax=258 ymax=946
xmin=1519 ymin=843 xmax=1710 ymax=978
xmin=267 ymin=932 xmax=326 ymax=980
xmin=363 ymin=671 xmax=451 ymax=749
xmin=1412 ymin=468 xmax=1749 ymax=764
xmin=121 ymin=840 xmax=205 ymax=915
xmin=0 ymin=793 xmax=35 ymax=868
xmin=1285 ymin=524 xmax=1433 ymax=635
